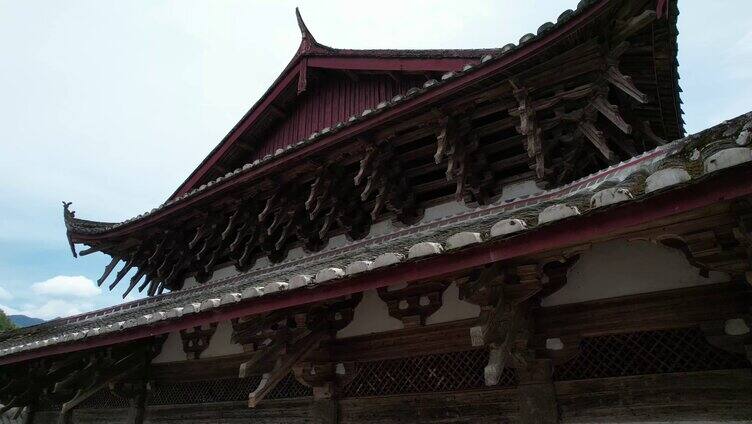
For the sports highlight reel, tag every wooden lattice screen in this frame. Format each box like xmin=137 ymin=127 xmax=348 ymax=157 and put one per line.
xmin=146 ymin=373 xmax=312 ymax=406
xmin=340 ymin=348 xmax=514 ymax=397
xmin=554 ymin=327 xmax=750 ymax=381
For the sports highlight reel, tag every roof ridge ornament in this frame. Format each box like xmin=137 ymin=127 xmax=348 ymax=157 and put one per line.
xmin=295 ymin=7 xmax=316 ymax=44
xmin=295 ymin=7 xmax=328 ymax=55
xmin=62 ymin=201 xmax=78 ymax=258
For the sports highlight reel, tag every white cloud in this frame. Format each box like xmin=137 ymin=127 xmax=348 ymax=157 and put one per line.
xmin=31 ymin=276 xmax=101 ymax=298
xmin=27 ymin=300 xmax=91 ymax=320
xmin=0 ymin=287 xmax=12 ymax=300
xmin=0 ymin=303 xmax=19 ymax=315
xmin=12 ymin=299 xmax=93 ymax=321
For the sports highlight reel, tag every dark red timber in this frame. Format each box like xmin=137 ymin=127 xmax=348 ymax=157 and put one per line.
xmin=252 ymin=73 xmax=427 ymax=160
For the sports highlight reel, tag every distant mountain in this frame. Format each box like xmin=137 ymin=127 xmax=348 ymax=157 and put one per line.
xmin=9 ymin=315 xmax=44 ymax=327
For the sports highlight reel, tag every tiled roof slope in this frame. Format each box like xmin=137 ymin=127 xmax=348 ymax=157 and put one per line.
xmin=8 ymin=110 xmax=752 ymax=360
xmin=68 ymin=0 xmax=682 ymax=239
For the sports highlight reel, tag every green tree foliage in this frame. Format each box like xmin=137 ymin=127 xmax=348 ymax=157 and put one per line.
xmin=0 ymin=309 xmax=16 ymax=332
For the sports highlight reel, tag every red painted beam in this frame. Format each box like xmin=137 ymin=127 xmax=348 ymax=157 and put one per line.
xmin=307 ymin=57 xmax=474 ymax=72
xmin=73 ymin=0 xmax=613 ymax=242
xmin=656 ymin=0 xmax=669 ymax=19
xmin=9 ymin=164 xmax=752 ymax=366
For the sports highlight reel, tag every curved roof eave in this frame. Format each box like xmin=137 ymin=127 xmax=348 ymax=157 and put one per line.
xmin=67 ymin=0 xmax=618 ymax=243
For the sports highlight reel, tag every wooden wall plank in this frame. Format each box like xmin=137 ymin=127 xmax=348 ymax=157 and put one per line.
xmin=555 ymin=369 xmax=752 ymax=423
xmin=143 ymin=399 xmax=317 ymax=424
xmin=338 ymin=388 xmax=519 ymax=424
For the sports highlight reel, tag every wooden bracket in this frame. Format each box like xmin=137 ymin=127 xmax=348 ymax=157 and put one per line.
xmin=377 ymin=281 xmax=450 ymax=328
xmin=248 ymin=331 xmax=327 ymax=408
xmin=180 ymin=323 xmax=218 ymax=360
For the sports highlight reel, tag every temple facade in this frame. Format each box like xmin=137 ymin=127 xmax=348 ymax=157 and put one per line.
xmin=1 ymin=0 xmax=751 ymax=423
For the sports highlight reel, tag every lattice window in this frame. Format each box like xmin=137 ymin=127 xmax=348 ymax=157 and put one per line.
xmin=76 ymin=388 xmax=131 ymax=409
xmin=341 ymin=348 xmax=516 ymax=398
xmin=554 ymin=327 xmax=750 ymax=381
xmin=146 ymin=372 xmax=311 ymax=405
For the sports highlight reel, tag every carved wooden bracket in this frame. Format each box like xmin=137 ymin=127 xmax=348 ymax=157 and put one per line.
xmin=230 ymin=295 xmax=363 ymax=406
xmin=0 ymin=337 xmax=165 ymax=424
xmin=511 ymin=82 xmax=545 ymax=181
xmin=434 ymin=113 xmax=493 ymax=205
xmin=355 ymin=139 xmax=422 ymax=225
xmin=377 ymin=281 xmax=450 ymax=328
xmin=459 ymin=260 xmax=575 ymax=386
xmin=180 ymin=323 xmax=218 ymax=360
xmin=657 ymin=209 xmax=752 ymax=280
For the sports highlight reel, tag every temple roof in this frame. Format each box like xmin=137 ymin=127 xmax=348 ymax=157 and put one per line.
xmin=169 ymin=7 xmax=505 ymax=200
xmin=60 ymin=0 xmax=689 ymax=300
xmin=11 ymin=111 xmax=752 ymax=364
xmin=67 ymin=0 xmax=683 ymax=239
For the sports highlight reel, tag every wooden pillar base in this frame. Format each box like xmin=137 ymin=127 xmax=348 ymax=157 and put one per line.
xmin=310 ymin=399 xmax=338 ymax=424
xmin=518 ymin=359 xmax=559 ymax=424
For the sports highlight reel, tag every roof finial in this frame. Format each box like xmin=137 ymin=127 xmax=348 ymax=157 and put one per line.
xmin=295 ymin=7 xmax=317 ymax=44
xmin=62 ymin=201 xmax=78 ymax=258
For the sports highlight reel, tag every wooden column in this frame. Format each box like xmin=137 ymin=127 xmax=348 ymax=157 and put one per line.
xmin=22 ymin=405 xmax=34 ymax=424
xmin=309 ymin=399 xmax=338 ymax=424
xmin=517 ymin=359 xmax=559 ymax=424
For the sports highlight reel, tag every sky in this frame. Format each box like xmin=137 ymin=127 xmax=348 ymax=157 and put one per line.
xmin=0 ymin=0 xmax=750 ymax=320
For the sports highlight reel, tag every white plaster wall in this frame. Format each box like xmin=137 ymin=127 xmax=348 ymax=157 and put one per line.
xmin=152 ymin=331 xmax=187 ymax=363
xmin=152 ymin=320 xmax=243 ymax=363
xmin=420 ymin=201 xmax=469 ymax=223
xmin=542 ymin=240 xmax=730 ymax=307
xmin=500 ymin=179 xmax=540 ymax=200
xmin=202 ymin=320 xmax=244 ymax=358
xmin=426 ymin=283 xmax=480 ymax=325
xmin=336 ymin=289 xmax=402 ymax=338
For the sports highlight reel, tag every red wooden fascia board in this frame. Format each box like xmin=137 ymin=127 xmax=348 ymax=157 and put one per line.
xmin=12 ymin=165 xmax=752 ymax=366
xmin=656 ymin=0 xmax=669 ymax=19
xmin=167 ymin=1 xmax=611 ymax=202
xmin=306 ymin=56 xmax=475 ymax=72
xmin=71 ymin=1 xmax=613 ymax=243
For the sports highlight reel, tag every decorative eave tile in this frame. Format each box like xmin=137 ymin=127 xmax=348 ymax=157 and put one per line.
xmin=200 ymin=298 xmax=221 ymax=311
xmin=645 ymin=168 xmax=691 ymax=193
xmin=372 ymin=252 xmax=405 ymax=269
xmin=408 ymin=242 xmax=444 ymax=259
xmin=315 ymin=268 xmax=345 ymax=283
xmin=704 ymin=148 xmax=752 ymax=173
xmin=220 ymin=293 xmax=242 ymax=305
xmin=241 ymin=286 xmax=264 ymax=299
xmin=445 ymin=232 xmax=483 ymax=250
xmin=590 ymin=187 xmax=633 ymax=208
xmin=289 ymin=274 xmax=313 ymax=289
xmin=345 ymin=260 xmax=372 ymax=275
xmin=264 ymin=281 xmax=289 ymax=294
xmin=490 ymin=218 xmax=528 ymax=237
xmin=538 ymin=204 xmax=581 ymax=224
